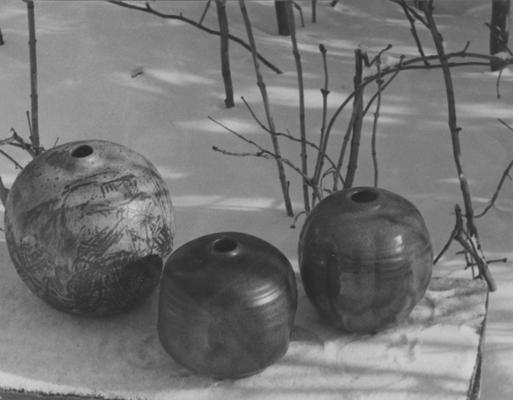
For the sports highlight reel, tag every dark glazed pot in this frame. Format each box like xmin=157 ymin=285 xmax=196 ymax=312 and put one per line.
xmin=4 ymin=140 xmax=174 ymax=316
xmin=158 ymin=232 xmax=297 ymax=379
xmin=299 ymin=187 xmax=432 ymax=333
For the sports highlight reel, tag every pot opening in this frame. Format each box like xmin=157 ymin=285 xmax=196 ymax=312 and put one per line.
xmin=213 ymin=238 xmax=238 ymax=253
xmin=71 ymin=144 xmax=93 ymax=158
xmin=351 ymin=189 xmax=378 ymax=203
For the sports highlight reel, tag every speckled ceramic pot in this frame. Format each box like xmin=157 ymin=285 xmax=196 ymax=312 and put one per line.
xmin=158 ymin=232 xmax=297 ymax=379
xmin=4 ymin=140 xmax=174 ymax=316
xmin=299 ymin=187 xmax=432 ymax=333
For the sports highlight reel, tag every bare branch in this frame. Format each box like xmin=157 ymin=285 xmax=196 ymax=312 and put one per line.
xmin=198 ymin=0 xmax=212 ymax=25
xmin=287 ymin=1 xmax=310 ymax=212
xmin=434 ymin=209 xmax=460 ymax=264
xmin=311 ymin=44 xmax=330 ymax=201
xmin=290 ymin=210 xmax=307 ymax=229
xmin=106 ymin=0 xmax=282 ymax=74
xmin=391 ymin=0 xmax=429 ymax=65
xmin=24 ymin=0 xmax=41 ymax=154
xmin=0 ymin=149 xmax=24 ymax=170
xmin=420 ymin=0 xmax=496 ymax=291
xmin=371 ymin=56 xmax=383 ymax=187
xmin=476 ymin=157 xmax=513 ymax=218
xmin=238 ymin=0 xmax=293 ymax=215
xmin=344 ymin=49 xmax=365 ymax=188
xmin=293 ymin=1 xmax=305 ymax=28
xmin=8 ymin=128 xmax=37 ymax=157
xmin=209 ymin=117 xmax=312 ymax=187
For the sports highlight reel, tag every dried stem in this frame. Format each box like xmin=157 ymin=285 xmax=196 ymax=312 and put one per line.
xmin=215 ymin=0 xmax=234 ymax=108
xmin=332 ymin=112 xmax=356 ymax=191
xmin=390 ymin=0 xmax=429 ymax=65
xmin=198 ymin=0 xmax=212 ymax=25
xmin=311 ymin=0 xmax=317 ymax=23
xmin=371 ymin=57 xmax=383 ymax=187
xmin=238 ymin=0 xmax=293 ymax=216
xmin=0 ymin=149 xmax=24 ymax=170
xmin=311 ymin=44 xmax=335 ymax=196
xmin=106 ymin=0 xmax=282 ymax=74
xmin=435 ymin=206 xmax=497 ymax=291
xmin=24 ymin=0 xmax=41 ymax=155
xmin=241 ymin=97 xmax=341 ymax=179
xmin=421 ymin=0 xmax=496 ymax=291
xmin=209 ymin=117 xmax=313 ymax=191
xmin=287 ymin=1 xmax=310 ymax=212
xmin=476 ymin=157 xmax=513 ymax=217
xmin=293 ymin=1 xmax=305 ymax=28
xmin=344 ymin=49 xmax=365 ymax=188
xmin=422 ymin=1 xmax=476 ymax=237
xmin=3 ymin=128 xmax=38 ymax=158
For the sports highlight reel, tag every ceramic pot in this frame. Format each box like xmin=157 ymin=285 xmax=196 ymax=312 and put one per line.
xmin=158 ymin=232 xmax=297 ymax=379
xmin=299 ymin=187 xmax=432 ymax=333
xmin=4 ymin=140 xmax=174 ymax=316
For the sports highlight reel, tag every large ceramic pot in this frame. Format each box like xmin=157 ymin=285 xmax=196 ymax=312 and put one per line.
xmin=4 ymin=140 xmax=174 ymax=316
xmin=158 ymin=232 xmax=297 ymax=379
xmin=299 ymin=187 xmax=432 ymax=333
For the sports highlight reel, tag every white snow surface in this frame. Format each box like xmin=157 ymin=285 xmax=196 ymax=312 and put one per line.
xmin=0 ymin=0 xmax=511 ymax=399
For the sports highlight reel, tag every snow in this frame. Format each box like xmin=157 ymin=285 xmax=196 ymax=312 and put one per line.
xmin=0 ymin=0 xmax=511 ymax=399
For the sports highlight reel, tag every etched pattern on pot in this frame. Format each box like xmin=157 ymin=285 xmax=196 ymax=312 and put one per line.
xmin=5 ymin=140 xmax=174 ymax=316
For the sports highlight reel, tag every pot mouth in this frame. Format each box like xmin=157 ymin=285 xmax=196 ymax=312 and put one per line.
xmin=212 ymin=237 xmax=239 ymax=256
xmin=70 ymin=144 xmax=94 ymax=158
xmin=349 ymin=188 xmax=379 ymax=203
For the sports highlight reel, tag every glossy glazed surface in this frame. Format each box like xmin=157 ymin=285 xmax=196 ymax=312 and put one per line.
xmin=299 ymin=187 xmax=432 ymax=333
xmin=5 ymin=140 xmax=174 ymax=316
xmin=158 ymin=232 xmax=297 ymax=379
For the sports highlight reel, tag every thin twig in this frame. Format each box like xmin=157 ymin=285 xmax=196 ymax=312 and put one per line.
xmin=433 ymin=208 xmax=460 ymax=264
xmin=312 ymin=44 xmax=330 ymax=202
xmin=287 ymin=1 xmax=309 ymax=212
xmin=24 ymin=0 xmax=41 ymax=154
xmin=466 ymin=257 xmax=508 ymax=266
xmin=475 ymin=157 xmax=513 ymax=217
xmin=209 ymin=117 xmax=312 ymax=188
xmin=290 ymin=210 xmax=307 ymax=229
xmin=485 ymin=21 xmax=513 ymax=57
xmin=344 ymin=49 xmax=365 ymax=188
xmin=392 ymin=0 xmax=430 ymax=65
xmin=293 ymin=1 xmax=305 ymax=28
xmin=422 ymin=0 xmax=496 ymax=291
xmin=355 ymin=50 xmax=512 ymax=96
xmin=422 ymin=1 xmax=477 ymax=236
xmin=215 ymin=0 xmax=234 ymax=108
xmin=0 ymin=149 xmax=24 ymax=170
xmin=198 ymin=0 xmax=212 ymax=25
xmin=390 ymin=0 xmax=428 ymax=27
xmin=238 ymin=0 xmax=293 ymax=216
xmin=371 ymin=56 xmax=383 ymax=187
xmin=241 ymin=97 xmax=341 ymax=177
xmin=332 ymin=111 xmax=355 ymax=192
xmin=321 ymin=50 xmax=505 ymax=192
xmin=106 ymin=0 xmax=282 ymax=74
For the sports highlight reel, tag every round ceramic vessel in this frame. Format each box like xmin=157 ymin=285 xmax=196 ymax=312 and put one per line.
xmin=299 ymin=187 xmax=432 ymax=333
xmin=158 ymin=232 xmax=297 ymax=379
xmin=4 ymin=140 xmax=175 ymax=316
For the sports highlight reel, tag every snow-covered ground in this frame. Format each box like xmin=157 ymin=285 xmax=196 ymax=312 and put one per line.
xmin=0 ymin=0 xmax=511 ymax=399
